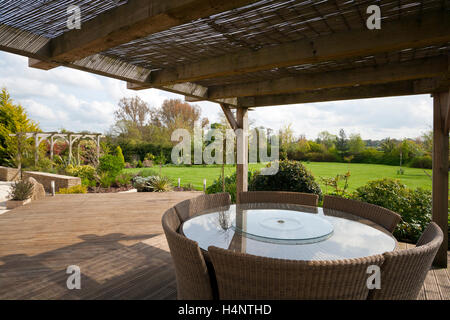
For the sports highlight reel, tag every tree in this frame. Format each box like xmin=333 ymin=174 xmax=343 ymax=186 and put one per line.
xmin=151 ymin=99 xmax=209 ymax=133
xmin=0 ymin=88 xmax=40 ymax=167
xmin=316 ymin=131 xmax=337 ymax=150
xmin=279 ymin=123 xmax=295 ymax=160
xmin=113 ymin=96 xmax=151 ymax=141
xmin=348 ymin=133 xmax=365 ymax=154
xmin=335 ymin=129 xmax=348 ymax=155
xmin=380 ymin=138 xmax=397 ymax=153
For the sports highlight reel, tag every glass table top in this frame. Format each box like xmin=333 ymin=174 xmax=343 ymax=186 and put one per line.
xmin=231 ymin=209 xmax=334 ymax=244
xmin=181 ymin=203 xmax=397 ymax=261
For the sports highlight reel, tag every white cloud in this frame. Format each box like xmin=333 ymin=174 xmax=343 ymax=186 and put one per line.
xmin=0 ymin=51 xmax=433 ymax=140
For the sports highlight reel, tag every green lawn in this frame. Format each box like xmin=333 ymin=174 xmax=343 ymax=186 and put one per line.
xmin=124 ymin=162 xmax=433 ymax=192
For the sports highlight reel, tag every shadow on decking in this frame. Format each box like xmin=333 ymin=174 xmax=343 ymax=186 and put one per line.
xmin=0 ymin=233 xmax=177 ymax=300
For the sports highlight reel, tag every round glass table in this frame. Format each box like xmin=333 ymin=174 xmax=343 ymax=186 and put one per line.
xmin=181 ymin=203 xmax=397 ymax=261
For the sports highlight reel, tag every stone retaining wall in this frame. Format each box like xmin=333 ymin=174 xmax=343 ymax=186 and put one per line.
xmin=22 ymin=171 xmax=81 ymax=192
xmin=0 ymin=166 xmax=20 ymax=182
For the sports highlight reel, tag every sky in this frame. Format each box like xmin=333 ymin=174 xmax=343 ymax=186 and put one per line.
xmin=0 ymin=51 xmax=433 ymax=141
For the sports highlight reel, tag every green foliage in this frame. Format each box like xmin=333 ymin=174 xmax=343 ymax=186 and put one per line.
xmin=182 ymin=183 xmax=195 ymax=191
xmin=132 ymin=175 xmax=172 ymax=192
xmin=136 ymin=168 xmax=158 ymax=177
xmin=410 ymin=155 xmax=432 ymax=169
xmin=250 ymin=160 xmax=322 ymax=199
xmin=115 ymin=172 xmax=133 ymax=187
xmin=8 ymin=180 xmax=34 ymax=201
xmin=34 ymin=158 xmax=56 ymax=173
xmin=319 ymin=171 xmax=351 ymax=196
xmin=66 ymin=164 xmax=96 ymax=181
xmin=57 ymin=185 xmax=88 ymax=194
xmin=352 ymin=178 xmax=432 ymax=243
xmin=98 ymin=172 xmax=115 ymax=188
xmin=115 ymin=146 xmax=125 ymax=167
xmin=98 ymin=154 xmax=124 ymax=177
xmin=206 ymin=170 xmax=257 ymax=203
xmin=0 ymin=88 xmax=40 ymax=166
xmin=149 ymin=175 xmax=172 ymax=192
xmin=144 ymin=153 xmax=155 ymax=161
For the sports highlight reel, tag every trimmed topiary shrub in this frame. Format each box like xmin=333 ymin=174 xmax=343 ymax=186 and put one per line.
xmin=249 ymin=160 xmax=322 ymax=199
xmin=351 ymin=178 xmax=432 ymax=243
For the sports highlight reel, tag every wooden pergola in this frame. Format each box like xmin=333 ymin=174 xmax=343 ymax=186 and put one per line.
xmin=0 ymin=0 xmax=448 ymax=267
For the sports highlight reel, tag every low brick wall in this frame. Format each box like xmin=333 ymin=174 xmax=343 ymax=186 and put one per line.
xmin=22 ymin=171 xmax=81 ymax=192
xmin=0 ymin=166 xmax=20 ymax=181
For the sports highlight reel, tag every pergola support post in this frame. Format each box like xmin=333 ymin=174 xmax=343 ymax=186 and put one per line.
xmin=236 ymin=107 xmax=249 ymax=204
xmin=432 ymin=90 xmax=449 ymax=268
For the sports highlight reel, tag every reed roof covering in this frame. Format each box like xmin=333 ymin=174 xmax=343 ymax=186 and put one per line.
xmin=0 ymin=0 xmax=449 ymax=107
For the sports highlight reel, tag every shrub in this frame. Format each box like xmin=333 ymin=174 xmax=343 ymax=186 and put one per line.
xmin=115 ymin=146 xmax=125 ymax=168
xmin=98 ymin=172 xmax=115 ymax=188
xmin=352 ymin=178 xmax=432 ymax=243
xmin=36 ymin=158 xmax=55 ymax=172
xmin=410 ymin=155 xmax=432 ymax=169
xmin=98 ymin=154 xmax=124 ymax=177
xmin=66 ymin=164 xmax=96 ymax=180
xmin=149 ymin=175 xmax=172 ymax=192
xmin=57 ymin=185 xmax=87 ymax=194
xmin=115 ymin=173 xmax=133 ymax=187
xmin=206 ymin=170 xmax=257 ymax=203
xmin=8 ymin=180 xmax=34 ymax=201
xmin=132 ymin=175 xmax=172 ymax=192
xmin=137 ymin=168 xmax=158 ymax=178
xmin=250 ymin=160 xmax=322 ymax=199
xmin=182 ymin=183 xmax=196 ymax=191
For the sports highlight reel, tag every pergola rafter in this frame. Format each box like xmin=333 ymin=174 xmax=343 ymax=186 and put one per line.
xmin=0 ymin=0 xmax=448 ymax=267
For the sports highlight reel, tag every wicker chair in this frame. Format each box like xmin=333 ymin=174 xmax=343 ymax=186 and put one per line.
xmin=238 ymin=191 xmax=318 ymax=207
xmin=323 ymin=195 xmax=401 ymax=233
xmin=368 ymin=222 xmax=443 ymax=300
xmin=161 ymin=207 xmax=214 ymax=300
xmin=174 ymin=192 xmax=231 ymax=222
xmin=208 ymin=246 xmax=384 ymax=300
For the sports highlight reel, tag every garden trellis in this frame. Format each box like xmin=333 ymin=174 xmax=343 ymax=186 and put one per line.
xmin=0 ymin=0 xmax=448 ymax=267
xmin=9 ymin=132 xmax=104 ymax=165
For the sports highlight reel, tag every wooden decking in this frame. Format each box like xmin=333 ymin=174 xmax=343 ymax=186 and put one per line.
xmin=0 ymin=192 xmax=448 ymax=300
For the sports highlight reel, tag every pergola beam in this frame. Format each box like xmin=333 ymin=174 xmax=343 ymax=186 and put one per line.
xmin=220 ymin=104 xmax=238 ymax=131
xmin=148 ymin=10 xmax=450 ymax=86
xmin=237 ymin=79 xmax=436 ymax=108
xmin=32 ymin=0 xmax=261 ymax=67
xmin=208 ymin=56 xmax=449 ymax=99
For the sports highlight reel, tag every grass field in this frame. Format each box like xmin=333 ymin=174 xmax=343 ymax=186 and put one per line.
xmin=124 ymin=162 xmax=434 ymax=192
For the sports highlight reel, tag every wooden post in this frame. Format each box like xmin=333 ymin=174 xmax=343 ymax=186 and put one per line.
xmin=50 ymin=135 xmax=54 ymax=161
xmin=68 ymin=134 xmax=73 ymax=165
xmin=96 ymin=135 xmax=101 ymax=164
xmin=432 ymin=91 xmax=449 ymax=268
xmin=34 ymin=133 xmax=39 ymax=167
xmin=236 ymin=107 xmax=248 ymax=204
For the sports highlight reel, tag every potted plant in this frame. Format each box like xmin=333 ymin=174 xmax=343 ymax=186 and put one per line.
xmin=6 ymin=180 xmax=34 ymax=209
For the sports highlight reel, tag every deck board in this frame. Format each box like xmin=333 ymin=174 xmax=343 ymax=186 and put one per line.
xmin=0 ymin=192 xmax=448 ymax=300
